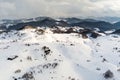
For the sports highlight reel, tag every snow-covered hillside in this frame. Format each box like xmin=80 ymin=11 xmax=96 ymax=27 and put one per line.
xmin=0 ymin=28 xmax=120 ymax=80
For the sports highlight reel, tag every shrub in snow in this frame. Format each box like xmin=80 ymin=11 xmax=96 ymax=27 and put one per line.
xmin=43 ymin=64 xmax=49 ymax=69
xmin=102 ymin=58 xmax=107 ymax=62
xmin=44 ymin=50 xmax=51 ymax=55
xmin=81 ymin=34 xmax=88 ymax=39
xmin=79 ymin=29 xmax=92 ymax=39
xmin=86 ymin=60 xmax=91 ymax=62
xmin=65 ymin=28 xmax=75 ymax=33
xmin=113 ymin=47 xmax=118 ymax=50
xmin=103 ymin=70 xmax=114 ymax=79
xmin=96 ymin=43 xmax=100 ymax=46
xmin=14 ymin=69 xmax=21 ymax=74
xmin=90 ymin=32 xmax=101 ymax=38
xmin=52 ymin=28 xmax=65 ymax=33
xmin=96 ymin=67 xmax=101 ymax=71
xmin=71 ymin=78 xmax=75 ymax=80
xmin=12 ymin=77 xmax=18 ymax=80
xmin=25 ymin=44 xmax=30 ymax=46
xmin=52 ymin=63 xmax=58 ymax=68
xmin=42 ymin=46 xmax=51 ymax=55
xmin=7 ymin=55 xmax=18 ymax=61
xmin=22 ymin=72 xmax=35 ymax=80
xmin=27 ymin=56 xmax=32 ymax=61
xmin=35 ymin=29 xmax=45 ymax=35
xmin=42 ymin=62 xmax=58 ymax=69
xmin=68 ymin=76 xmax=76 ymax=80
xmin=70 ymin=44 xmax=75 ymax=46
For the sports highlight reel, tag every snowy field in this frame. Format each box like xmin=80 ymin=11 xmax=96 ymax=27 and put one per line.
xmin=0 ymin=28 xmax=120 ymax=80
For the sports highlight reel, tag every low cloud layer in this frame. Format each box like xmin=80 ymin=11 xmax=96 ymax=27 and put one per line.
xmin=0 ymin=0 xmax=120 ymax=19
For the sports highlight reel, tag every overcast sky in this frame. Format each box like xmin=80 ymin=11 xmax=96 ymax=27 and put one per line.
xmin=0 ymin=0 xmax=120 ymax=19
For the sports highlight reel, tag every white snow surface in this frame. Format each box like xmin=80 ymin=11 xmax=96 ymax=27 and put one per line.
xmin=0 ymin=28 xmax=120 ymax=80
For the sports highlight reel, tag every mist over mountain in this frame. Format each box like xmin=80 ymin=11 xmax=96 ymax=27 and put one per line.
xmin=94 ymin=17 xmax=120 ymax=23
xmin=1 ymin=16 xmax=120 ymax=32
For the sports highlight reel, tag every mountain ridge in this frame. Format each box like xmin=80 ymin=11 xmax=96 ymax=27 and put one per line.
xmin=1 ymin=17 xmax=120 ymax=31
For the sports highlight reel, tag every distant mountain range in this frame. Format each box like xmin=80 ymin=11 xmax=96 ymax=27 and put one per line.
xmin=1 ymin=17 xmax=120 ymax=31
xmin=94 ymin=17 xmax=120 ymax=23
